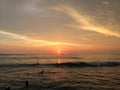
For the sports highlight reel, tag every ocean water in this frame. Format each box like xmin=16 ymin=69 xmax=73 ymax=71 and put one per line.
xmin=0 ymin=54 xmax=120 ymax=90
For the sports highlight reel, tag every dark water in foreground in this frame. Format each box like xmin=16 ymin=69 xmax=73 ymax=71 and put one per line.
xmin=0 ymin=54 xmax=120 ymax=90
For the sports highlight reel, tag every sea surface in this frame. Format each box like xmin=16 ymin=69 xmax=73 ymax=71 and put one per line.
xmin=0 ymin=54 xmax=120 ymax=90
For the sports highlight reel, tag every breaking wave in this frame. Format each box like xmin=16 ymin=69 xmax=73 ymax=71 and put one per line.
xmin=0 ymin=62 xmax=120 ymax=68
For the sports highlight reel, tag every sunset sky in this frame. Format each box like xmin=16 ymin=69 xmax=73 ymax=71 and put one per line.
xmin=0 ymin=0 xmax=120 ymax=54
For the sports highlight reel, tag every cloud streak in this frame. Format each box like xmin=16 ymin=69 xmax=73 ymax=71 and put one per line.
xmin=52 ymin=6 xmax=120 ymax=38
xmin=0 ymin=30 xmax=80 ymax=47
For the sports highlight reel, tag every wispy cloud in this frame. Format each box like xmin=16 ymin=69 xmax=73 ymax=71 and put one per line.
xmin=0 ymin=30 xmax=79 ymax=47
xmin=52 ymin=6 xmax=120 ymax=38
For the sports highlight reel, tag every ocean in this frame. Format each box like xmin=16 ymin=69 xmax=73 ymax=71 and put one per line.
xmin=0 ymin=54 xmax=120 ymax=90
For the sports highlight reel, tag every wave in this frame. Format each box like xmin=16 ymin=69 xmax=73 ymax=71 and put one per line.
xmin=50 ymin=62 xmax=120 ymax=67
xmin=0 ymin=62 xmax=120 ymax=68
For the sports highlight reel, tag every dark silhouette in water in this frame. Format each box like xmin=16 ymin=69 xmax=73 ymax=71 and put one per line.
xmin=36 ymin=62 xmax=39 ymax=66
xmin=5 ymin=87 xmax=10 ymax=90
xmin=25 ymin=80 xmax=29 ymax=87
xmin=40 ymin=70 xmax=44 ymax=74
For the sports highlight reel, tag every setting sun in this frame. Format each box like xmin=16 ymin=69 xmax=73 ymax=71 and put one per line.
xmin=57 ymin=50 xmax=61 ymax=53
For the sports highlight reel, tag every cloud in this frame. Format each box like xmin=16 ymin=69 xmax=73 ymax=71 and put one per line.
xmin=21 ymin=0 xmax=44 ymax=15
xmin=0 ymin=30 xmax=79 ymax=47
xmin=52 ymin=6 xmax=120 ymax=38
xmin=0 ymin=31 xmax=28 ymax=41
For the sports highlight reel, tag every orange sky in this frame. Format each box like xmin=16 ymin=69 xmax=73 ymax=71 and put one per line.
xmin=0 ymin=0 xmax=120 ymax=54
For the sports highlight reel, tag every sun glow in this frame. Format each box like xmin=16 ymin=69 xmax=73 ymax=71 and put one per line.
xmin=57 ymin=50 xmax=61 ymax=53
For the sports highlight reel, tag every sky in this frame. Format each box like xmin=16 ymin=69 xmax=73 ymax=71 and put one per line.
xmin=0 ymin=0 xmax=120 ymax=54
